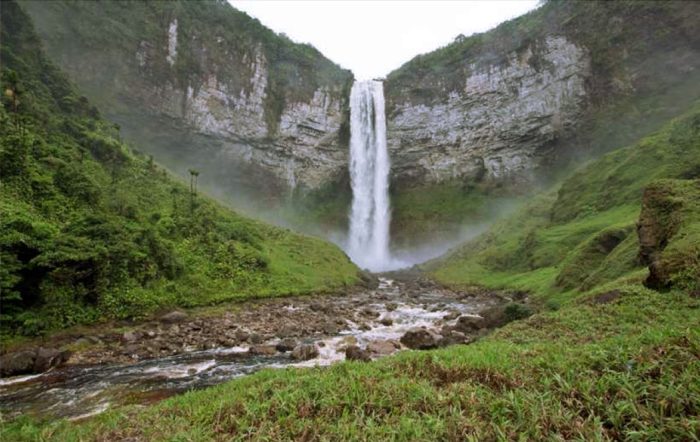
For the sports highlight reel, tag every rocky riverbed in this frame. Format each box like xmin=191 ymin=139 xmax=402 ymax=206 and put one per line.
xmin=0 ymin=277 xmax=527 ymax=420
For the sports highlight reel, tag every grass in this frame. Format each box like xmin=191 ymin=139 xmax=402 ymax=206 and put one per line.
xmin=2 ymin=285 xmax=698 ymax=440
xmin=0 ymin=2 xmax=359 ymax=338
xmin=428 ymin=104 xmax=700 ymax=303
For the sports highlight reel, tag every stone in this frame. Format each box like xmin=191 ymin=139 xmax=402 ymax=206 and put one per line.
xmin=291 ymin=344 xmax=319 ymax=361
xmin=0 ymin=350 xmax=36 ymax=376
xmin=345 ymin=345 xmax=371 ymax=362
xmin=443 ymin=311 xmax=460 ymax=321
xmin=454 ymin=315 xmax=485 ymax=333
xmin=379 ymin=317 xmax=393 ymax=326
xmin=160 ymin=311 xmax=188 ymax=323
xmin=366 ymin=340 xmax=399 ymax=355
xmin=276 ymin=338 xmax=297 ymax=352
xmin=33 ymin=347 xmax=70 ymax=372
xmin=400 ymin=328 xmax=441 ymax=350
xmin=249 ymin=333 xmax=264 ymax=344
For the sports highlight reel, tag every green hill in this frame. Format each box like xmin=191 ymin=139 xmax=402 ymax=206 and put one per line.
xmin=429 ymin=104 xmax=700 ymax=304
xmin=0 ymin=1 xmax=358 ymax=337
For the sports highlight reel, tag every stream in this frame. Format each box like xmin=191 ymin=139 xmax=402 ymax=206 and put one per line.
xmin=0 ymin=278 xmax=499 ymax=420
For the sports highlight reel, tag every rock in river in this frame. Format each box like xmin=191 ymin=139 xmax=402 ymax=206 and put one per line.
xmin=400 ymin=328 xmax=442 ymax=350
xmin=345 ymin=345 xmax=371 ymax=362
xmin=291 ymin=344 xmax=319 ymax=361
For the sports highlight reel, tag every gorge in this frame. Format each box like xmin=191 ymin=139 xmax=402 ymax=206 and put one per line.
xmin=1 ymin=1 xmax=699 ymax=440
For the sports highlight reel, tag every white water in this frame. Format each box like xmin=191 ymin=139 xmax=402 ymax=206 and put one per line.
xmin=347 ymin=80 xmax=403 ymax=271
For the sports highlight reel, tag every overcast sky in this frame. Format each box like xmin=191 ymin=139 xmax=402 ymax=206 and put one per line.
xmin=229 ymin=1 xmax=540 ymax=80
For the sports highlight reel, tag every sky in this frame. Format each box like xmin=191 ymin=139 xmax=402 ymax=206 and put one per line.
xmin=229 ymin=1 xmax=540 ymax=80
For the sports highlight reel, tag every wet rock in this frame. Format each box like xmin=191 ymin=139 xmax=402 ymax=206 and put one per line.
xmin=345 ymin=345 xmax=371 ymax=362
xmin=0 ymin=350 xmax=36 ymax=376
xmin=249 ymin=333 xmax=264 ymax=345
xmin=33 ymin=347 xmax=70 ymax=372
xmin=385 ymin=302 xmax=398 ymax=311
xmin=366 ymin=340 xmax=399 ymax=355
xmin=443 ymin=311 xmax=460 ymax=321
xmin=361 ymin=308 xmax=380 ymax=318
xmin=359 ymin=323 xmax=372 ymax=331
xmin=249 ymin=345 xmax=277 ymax=356
xmin=291 ymin=344 xmax=319 ymax=361
xmin=276 ymin=338 xmax=297 ymax=352
xmin=400 ymin=328 xmax=441 ymax=350
xmin=336 ymin=336 xmax=358 ymax=351
xmin=379 ymin=317 xmax=393 ymax=326
xmin=454 ymin=315 xmax=485 ymax=332
xmin=160 ymin=311 xmax=188 ymax=323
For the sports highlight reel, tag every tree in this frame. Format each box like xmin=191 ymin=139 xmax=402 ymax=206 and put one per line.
xmin=188 ymin=168 xmax=200 ymax=212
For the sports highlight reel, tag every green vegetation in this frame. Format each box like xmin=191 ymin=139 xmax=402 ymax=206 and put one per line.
xmin=0 ymin=2 xmax=358 ymax=338
xmin=429 ymin=103 xmax=700 ymax=304
xmin=4 ymin=286 xmax=698 ymax=440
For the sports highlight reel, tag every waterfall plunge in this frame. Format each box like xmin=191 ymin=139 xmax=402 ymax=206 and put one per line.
xmin=347 ymin=80 xmax=401 ymax=272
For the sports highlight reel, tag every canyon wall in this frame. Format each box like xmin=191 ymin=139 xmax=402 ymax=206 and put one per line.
xmin=22 ymin=0 xmax=353 ymax=207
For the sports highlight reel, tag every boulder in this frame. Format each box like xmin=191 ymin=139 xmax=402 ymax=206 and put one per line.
xmin=275 ymin=338 xmax=297 ymax=352
xmin=366 ymin=340 xmax=399 ymax=355
xmin=160 ymin=311 xmax=188 ymax=323
xmin=0 ymin=350 xmax=37 ymax=377
xmin=33 ymin=347 xmax=70 ymax=372
xmin=454 ymin=315 xmax=485 ymax=333
xmin=345 ymin=345 xmax=371 ymax=362
xmin=291 ymin=344 xmax=319 ymax=361
xmin=379 ymin=317 xmax=393 ymax=326
xmin=400 ymin=328 xmax=441 ymax=350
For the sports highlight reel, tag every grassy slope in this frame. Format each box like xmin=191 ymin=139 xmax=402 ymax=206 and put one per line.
xmin=0 ymin=2 xmax=358 ymax=337
xmin=4 ymin=109 xmax=700 ymax=441
xmin=430 ymin=105 xmax=700 ymax=305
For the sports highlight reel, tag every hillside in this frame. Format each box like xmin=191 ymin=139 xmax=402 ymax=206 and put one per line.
xmin=0 ymin=1 xmax=358 ymax=337
xmin=428 ymin=104 xmax=700 ymax=302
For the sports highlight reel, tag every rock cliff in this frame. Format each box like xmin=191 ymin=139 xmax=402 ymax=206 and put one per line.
xmin=22 ymin=0 xmax=353 ymax=206
xmin=385 ymin=1 xmax=700 ymax=190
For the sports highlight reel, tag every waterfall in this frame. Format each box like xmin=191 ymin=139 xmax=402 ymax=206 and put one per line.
xmin=347 ymin=80 xmax=394 ymax=272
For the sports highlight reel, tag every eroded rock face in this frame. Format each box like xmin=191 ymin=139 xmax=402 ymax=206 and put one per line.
xmin=386 ymin=36 xmax=591 ymax=187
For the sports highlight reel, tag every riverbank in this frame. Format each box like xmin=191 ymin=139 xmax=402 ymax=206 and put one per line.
xmin=0 ymin=276 xmax=524 ymax=420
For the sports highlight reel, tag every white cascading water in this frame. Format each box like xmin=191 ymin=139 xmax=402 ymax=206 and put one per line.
xmin=347 ymin=80 xmax=396 ymax=272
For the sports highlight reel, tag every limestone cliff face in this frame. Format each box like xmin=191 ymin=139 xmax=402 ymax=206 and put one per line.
xmin=387 ymin=36 xmax=590 ymax=186
xmin=23 ymin=0 xmax=352 ymax=199
xmin=385 ymin=1 xmax=700 ymax=192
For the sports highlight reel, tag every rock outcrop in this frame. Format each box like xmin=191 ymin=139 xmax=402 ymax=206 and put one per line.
xmin=386 ymin=36 xmax=590 ymax=186
xmin=23 ymin=0 xmax=352 ymax=205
